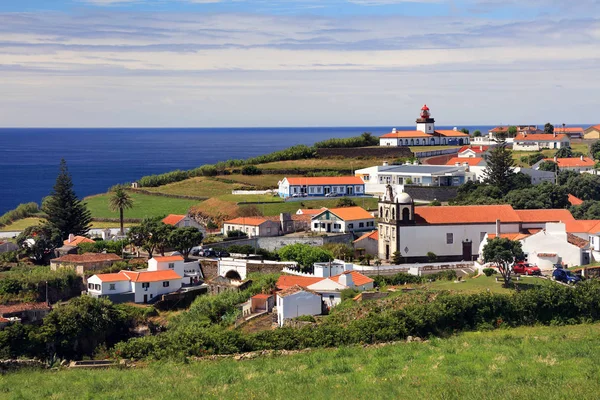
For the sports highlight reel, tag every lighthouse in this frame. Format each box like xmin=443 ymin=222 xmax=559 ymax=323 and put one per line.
xmin=415 ymin=104 xmax=435 ymax=134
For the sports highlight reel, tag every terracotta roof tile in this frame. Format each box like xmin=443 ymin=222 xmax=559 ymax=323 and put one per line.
xmin=435 ymin=130 xmax=470 ymax=137
xmin=568 ymin=194 xmax=584 ymax=206
xmin=514 ymin=209 xmax=575 ymax=223
xmin=94 ymin=272 xmax=130 ymax=282
xmin=380 ymin=130 xmax=433 ymax=138
xmin=543 ymin=157 xmax=595 ymax=167
xmin=459 ymin=145 xmax=488 ymax=153
xmin=277 ymin=284 xmax=319 ymax=298
xmin=330 ymin=271 xmax=374 ymax=286
xmin=120 ymin=270 xmax=181 ymax=283
xmin=152 ymin=255 xmax=184 ymax=262
xmin=285 ymin=176 xmax=364 ymax=186
xmin=415 ymin=205 xmax=521 ymax=224
xmin=52 ymin=253 xmax=122 ymax=263
xmin=444 ymin=157 xmax=485 ymax=166
xmin=488 ymin=233 xmax=530 ymax=241
xmin=63 ymin=236 xmax=95 ymax=246
xmin=567 ymin=233 xmax=589 ymax=249
xmin=297 ymin=208 xmax=327 ymax=216
xmin=565 ymin=220 xmax=600 ymax=234
xmin=162 ymin=214 xmax=186 ymax=225
xmin=314 ymin=206 xmax=373 ymax=222
xmin=353 ymin=230 xmax=379 ymax=243
xmin=0 ymin=302 xmax=51 ymax=315
xmin=224 ymin=217 xmax=269 ymax=226
xmin=277 ymin=275 xmax=323 ymax=290
xmin=514 ymin=133 xmax=569 ymax=142
xmin=251 ymin=294 xmax=272 ymax=300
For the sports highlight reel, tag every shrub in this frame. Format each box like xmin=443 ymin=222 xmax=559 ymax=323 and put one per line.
xmin=227 ymin=230 xmax=247 ymax=239
xmin=483 ymin=268 xmax=497 ymax=277
xmin=241 ymin=165 xmax=262 ymax=175
xmin=314 ymin=133 xmax=379 ymax=149
xmin=295 ymin=315 xmax=316 ymax=323
xmin=426 ymin=252 xmax=438 ymax=262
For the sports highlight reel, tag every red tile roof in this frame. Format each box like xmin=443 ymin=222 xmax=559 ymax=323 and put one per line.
xmin=162 ymin=214 xmax=186 ymax=225
xmin=152 ymin=255 xmax=184 ymax=262
xmin=587 ymin=124 xmax=600 ymax=131
xmin=444 ymin=157 xmax=485 ymax=166
xmin=63 ymin=236 xmax=95 ymax=246
xmin=435 ymin=130 xmax=470 ymax=137
xmin=277 ymin=275 xmax=323 ymax=290
xmin=555 ymin=127 xmax=584 ymax=134
xmin=568 ymin=194 xmax=584 ymax=206
xmin=564 ymin=220 xmax=600 ymax=234
xmin=487 ymin=233 xmax=531 ymax=241
xmin=459 ymin=145 xmax=488 ymax=153
xmin=380 ymin=130 xmax=432 ymax=138
xmin=94 ymin=272 xmax=130 ymax=282
xmin=514 ymin=209 xmax=575 ymax=223
xmin=297 ymin=208 xmax=326 ymax=216
xmin=330 ymin=271 xmax=374 ymax=287
xmin=277 ymin=284 xmax=319 ymax=298
xmin=52 ymin=253 xmax=122 ymax=263
xmin=224 ymin=217 xmax=269 ymax=227
xmin=353 ymin=230 xmax=379 ymax=243
xmin=314 ymin=206 xmax=373 ymax=222
xmin=251 ymin=293 xmax=272 ymax=300
xmin=567 ymin=233 xmax=589 ymax=249
xmin=514 ymin=133 xmax=569 ymax=142
xmin=121 ymin=270 xmax=182 ymax=283
xmin=415 ymin=205 xmax=521 ymax=224
xmin=0 ymin=302 xmax=51 ymax=315
xmin=285 ymin=176 xmax=364 ymax=186
xmin=543 ymin=157 xmax=595 ymax=167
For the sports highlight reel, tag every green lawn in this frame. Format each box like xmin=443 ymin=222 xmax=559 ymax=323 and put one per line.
xmin=243 ymin=197 xmax=379 ymax=216
xmin=143 ymin=177 xmax=238 ymax=198
xmin=4 ymin=323 xmax=600 ymax=399
xmin=0 ymin=217 xmax=44 ymax=232
xmin=84 ymin=193 xmax=200 ymax=220
xmin=217 ymin=194 xmax=284 ymax=203
xmin=424 ymin=275 xmax=549 ymax=294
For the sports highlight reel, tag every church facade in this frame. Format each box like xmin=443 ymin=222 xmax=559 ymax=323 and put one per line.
xmin=379 ymin=105 xmax=470 ymax=147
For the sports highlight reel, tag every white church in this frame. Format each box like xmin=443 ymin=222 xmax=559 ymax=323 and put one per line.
xmin=380 ymin=105 xmax=470 ymax=147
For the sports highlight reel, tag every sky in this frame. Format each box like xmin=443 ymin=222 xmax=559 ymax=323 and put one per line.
xmin=0 ymin=0 xmax=599 ymax=127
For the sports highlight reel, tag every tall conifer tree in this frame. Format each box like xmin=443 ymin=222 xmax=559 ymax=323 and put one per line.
xmin=483 ymin=142 xmax=515 ymax=191
xmin=43 ymin=159 xmax=92 ymax=239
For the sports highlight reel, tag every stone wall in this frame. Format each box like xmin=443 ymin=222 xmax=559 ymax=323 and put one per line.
xmin=214 ymin=234 xmax=354 ymax=252
xmin=315 ymin=147 xmax=413 ymax=159
xmin=403 ymin=185 xmax=458 ymax=202
xmin=200 ymin=260 xmax=219 ymax=280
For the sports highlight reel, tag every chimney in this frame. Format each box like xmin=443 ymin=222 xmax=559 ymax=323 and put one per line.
xmin=554 ymin=156 xmax=558 ymax=162
xmin=455 ymin=162 xmax=461 ymax=167
xmin=68 ymin=233 xmax=74 ymax=243
xmin=392 ymin=128 xmax=397 ymax=133
xmin=581 ymin=155 xmax=584 ymax=161
xmin=383 ymin=161 xmax=388 ymax=167
xmin=339 ymin=271 xmax=354 ymax=288
xmin=495 ymin=219 xmax=501 ymax=237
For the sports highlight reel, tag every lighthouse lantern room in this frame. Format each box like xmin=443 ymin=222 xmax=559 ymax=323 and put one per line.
xmin=416 ymin=104 xmax=435 ymax=134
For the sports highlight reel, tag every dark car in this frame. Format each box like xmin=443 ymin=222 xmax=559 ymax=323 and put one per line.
xmin=552 ymin=268 xmax=581 ymax=285
xmin=215 ymin=251 xmax=230 ymax=258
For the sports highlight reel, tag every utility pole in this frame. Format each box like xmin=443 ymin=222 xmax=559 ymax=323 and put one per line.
xmin=45 ymin=280 xmax=49 ymax=305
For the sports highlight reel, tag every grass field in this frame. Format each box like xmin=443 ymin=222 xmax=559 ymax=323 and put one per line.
xmin=423 ymin=275 xmax=549 ymax=294
xmin=143 ymin=177 xmax=238 ymax=197
xmin=513 ymin=143 xmax=590 ymax=167
xmin=217 ymin=174 xmax=289 ymax=187
xmin=4 ymin=323 xmax=600 ymax=399
xmin=0 ymin=217 xmax=44 ymax=231
xmin=85 ymin=192 xmax=200 ymax=219
xmin=257 ymin=158 xmax=383 ymax=171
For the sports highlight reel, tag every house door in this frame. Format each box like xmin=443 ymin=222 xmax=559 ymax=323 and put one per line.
xmin=385 ymin=244 xmax=390 ymax=260
xmin=462 ymin=240 xmax=472 ymax=261
xmin=324 ymin=187 xmax=330 ymax=195
xmin=347 ymin=186 xmax=353 ymax=195
xmin=327 ymin=223 xmax=332 ymax=233
xmin=143 ymin=294 xmax=148 ymax=303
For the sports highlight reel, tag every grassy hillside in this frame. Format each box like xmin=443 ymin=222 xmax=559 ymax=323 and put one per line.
xmin=4 ymin=323 xmax=600 ymax=399
xmin=85 ymin=192 xmax=199 ymax=220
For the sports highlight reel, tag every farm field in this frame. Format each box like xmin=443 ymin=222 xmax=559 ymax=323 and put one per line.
xmin=216 ymin=174 xmax=289 ymax=188
xmin=4 ymin=323 xmax=600 ymax=399
xmin=0 ymin=217 xmax=45 ymax=232
xmin=84 ymin=192 xmax=199 ymax=220
xmin=256 ymin=158 xmax=385 ymax=171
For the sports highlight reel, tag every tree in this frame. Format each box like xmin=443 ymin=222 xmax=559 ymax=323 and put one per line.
xmin=460 ymin=128 xmax=469 ymax=135
xmin=227 ymin=229 xmax=247 ymax=238
xmin=507 ymin=172 xmax=532 ymax=190
xmin=241 ymin=165 xmax=262 ymax=175
xmin=520 ymin=152 xmax=544 ymax=166
xmin=473 ymin=130 xmax=482 ymax=137
xmin=507 ymin=126 xmax=518 ymax=138
xmin=427 ymin=252 xmax=437 ymax=262
xmin=483 ymin=143 xmax=515 ymax=191
xmin=504 ymin=182 xmax=568 ymax=210
xmin=590 ymin=140 xmax=600 ymax=160
xmin=565 ymin=174 xmax=600 ymax=201
xmin=127 ymin=217 xmax=174 ymax=258
xmin=482 ymin=237 xmax=524 ymax=287
xmin=322 ymin=243 xmax=354 ymax=261
xmin=109 ymin=188 xmax=134 ymax=235
xmin=16 ymin=224 xmax=62 ymax=264
xmin=554 ymin=146 xmax=580 ymax=158
xmin=278 ymin=243 xmax=332 ymax=268
xmin=391 ymin=251 xmax=403 ymax=264
xmin=557 ymin=169 xmax=579 ymax=186
xmin=537 ymin=160 xmax=559 ymax=172
xmin=544 ymin=123 xmax=554 ymax=134
xmin=42 ymin=159 xmax=92 ymax=240
xmin=169 ymin=227 xmax=203 ymax=261
xmin=336 ymin=197 xmax=356 ymax=207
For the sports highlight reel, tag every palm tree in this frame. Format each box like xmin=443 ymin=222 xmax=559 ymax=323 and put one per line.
xmin=109 ymin=188 xmax=134 ymax=235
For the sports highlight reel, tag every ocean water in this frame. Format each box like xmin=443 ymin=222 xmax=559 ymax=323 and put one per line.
xmin=0 ymin=126 xmax=493 ymax=214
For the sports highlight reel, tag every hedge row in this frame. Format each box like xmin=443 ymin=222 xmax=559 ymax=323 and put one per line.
xmin=0 ymin=203 xmax=40 ymax=227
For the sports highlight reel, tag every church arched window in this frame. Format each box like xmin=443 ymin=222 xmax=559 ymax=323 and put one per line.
xmin=416 ymin=139 xmax=420 ymax=145
xmin=379 ymin=206 xmax=383 ymax=217
xmin=402 ymin=208 xmax=410 ymax=222
xmin=392 ymin=208 xmax=396 ymax=220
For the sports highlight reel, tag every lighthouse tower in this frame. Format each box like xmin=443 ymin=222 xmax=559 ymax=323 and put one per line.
xmin=415 ymin=104 xmax=435 ymax=134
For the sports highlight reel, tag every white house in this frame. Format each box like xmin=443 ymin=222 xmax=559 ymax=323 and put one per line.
xmin=565 ymin=219 xmax=600 ymax=262
xmin=162 ymin=214 xmax=206 ymax=235
xmin=479 ymin=223 xmax=590 ymax=270
xmin=353 ymin=231 xmax=379 ymax=257
xmin=87 ymin=269 xmax=182 ymax=304
xmin=311 ymin=206 xmax=375 ymax=234
xmin=458 ymin=145 xmax=490 ymax=158
xmin=276 ymin=285 xmax=322 ymax=327
xmin=532 ymin=156 xmax=596 ymax=173
xmin=379 ymin=105 xmax=470 ymax=147
xmin=148 ymin=255 xmax=202 ymax=285
xmin=223 ymin=217 xmax=282 ymax=238
xmin=512 ymin=133 xmax=570 ymax=151
xmin=278 ymin=176 xmax=365 ymax=198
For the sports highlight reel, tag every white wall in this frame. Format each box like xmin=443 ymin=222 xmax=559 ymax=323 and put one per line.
xmin=218 ymin=259 xmax=248 ymax=280
xmin=521 ymin=223 xmax=583 ymax=270
xmin=380 ymin=138 xmax=399 ymax=146
xmin=277 ymin=291 xmax=322 ymax=327
xmin=87 ymin=275 xmax=131 ymax=295
xmin=397 ymin=223 xmax=521 ymax=259
xmin=148 ymin=259 xmax=185 ymax=278
xmin=133 ymin=279 xmax=182 ymax=303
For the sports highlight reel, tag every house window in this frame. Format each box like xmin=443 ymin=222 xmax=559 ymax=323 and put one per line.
xmin=446 ymin=233 xmax=454 ymax=244
xmin=88 ymin=283 xmax=93 ymax=290
xmin=314 ymin=223 xmax=319 ymax=229
xmin=367 ymin=221 xmax=374 ymax=227
xmin=168 ymin=263 xmax=175 ymax=269
xmin=359 ymin=222 xmax=364 ymax=228
xmin=163 ymin=281 xmax=170 ymax=287
xmin=348 ymin=223 xmax=354 ymax=229
xmin=267 ymin=227 xmax=271 ymax=234
xmin=109 ymin=284 xmax=116 ymax=291
xmin=293 ymin=187 xmax=298 ymax=193
xmin=142 ymin=282 xmax=150 ymax=289
xmin=334 ymin=224 xmax=341 ymax=229
xmin=184 ymin=220 xmax=190 ymax=227
xmin=320 ymin=223 xmax=326 ymax=228
xmin=329 ymin=295 xmax=334 ymax=302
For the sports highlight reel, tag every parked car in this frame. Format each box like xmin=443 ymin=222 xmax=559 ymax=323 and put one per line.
xmin=513 ymin=261 xmax=541 ymax=276
xmin=291 ymin=193 xmax=303 ymax=198
xmin=552 ymin=268 xmax=581 ymax=285
xmin=215 ymin=251 xmax=230 ymax=258
xmin=325 ymin=192 xmax=339 ymax=197
xmin=198 ymin=248 xmax=216 ymax=257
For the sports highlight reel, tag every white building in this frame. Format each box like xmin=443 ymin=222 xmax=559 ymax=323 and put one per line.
xmin=566 ymin=220 xmax=600 ymax=262
xmin=379 ymin=105 xmax=470 ymax=147
xmin=278 ymin=176 xmax=365 ymax=198
xmin=87 ymin=269 xmax=182 ymax=304
xmin=276 ymin=285 xmax=322 ymax=327
xmin=162 ymin=214 xmax=206 ymax=234
xmin=311 ymin=206 xmax=375 ymax=234
xmin=512 ymin=133 xmax=570 ymax=151
xmin=458 ymin=145 xmax=490 ymax=158
xmin=355 ymin=163 xmax=474 ymax=195
xmin=532 ymin=156 xmax=596 ymax=173
xmin=148 ymin=255 xmax=202 ymax=285
xmin=376 ymin=185 xmax=576 ymax=262
xmin=479 ymin=222 xmax=590 ymax=270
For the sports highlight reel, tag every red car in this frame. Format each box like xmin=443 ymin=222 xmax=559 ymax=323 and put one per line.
xmin=513 ymin=262 xmax=541 ymax=276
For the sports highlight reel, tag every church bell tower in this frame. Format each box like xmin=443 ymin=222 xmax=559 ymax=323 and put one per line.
xmin=378 ymin=185 xmax=415 ymax=262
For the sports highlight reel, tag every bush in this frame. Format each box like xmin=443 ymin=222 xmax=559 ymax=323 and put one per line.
xmin=426 ymin=252 xmax=437 ymax=262
xmin=314 ymin=133 xmax=379 ymax=149
xmin=0 ymin=202 xmax=40 ymax=227
xmin=227 ymin=230 xmax=247 ymax=239
xmin=241 ymin=165 xmax=262 ymax=175
xmin=295 ymin=315 xmax=316 ymax=323
xmin=483 ymin=268 xmax=497 ymax=277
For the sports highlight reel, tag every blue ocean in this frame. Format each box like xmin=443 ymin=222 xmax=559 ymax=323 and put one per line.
xmin=0 ymin=126 xmax=494 ymax=214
